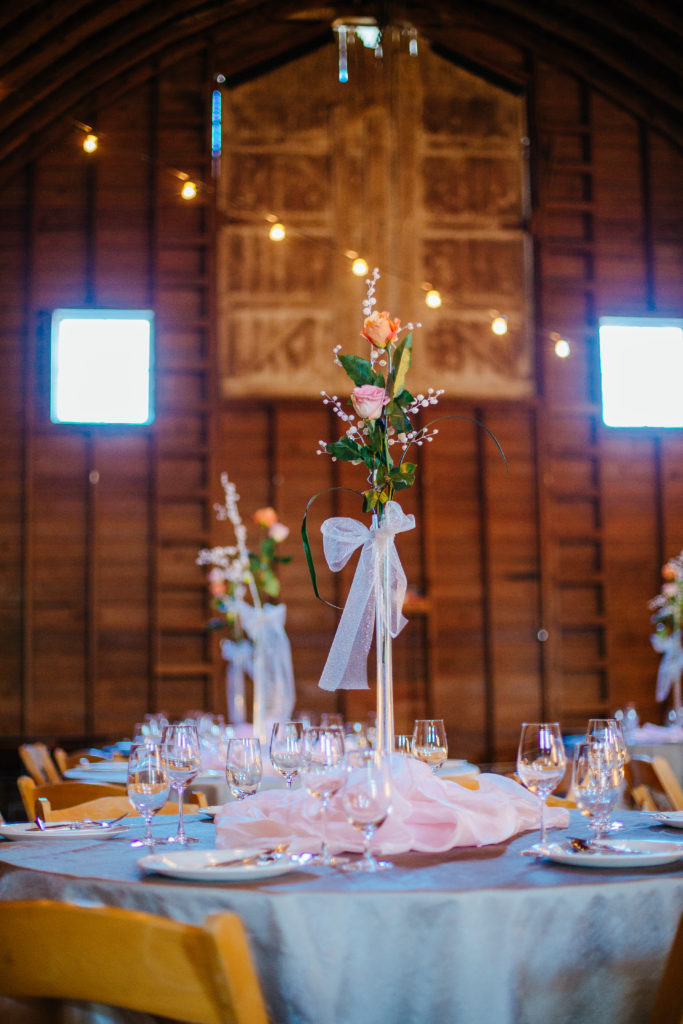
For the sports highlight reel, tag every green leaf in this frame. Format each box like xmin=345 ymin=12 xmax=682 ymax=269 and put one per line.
xmin=395 ymin=389 xmax=414 ymax=409
xmin=389 ymin=462 xmax=416 ymax=490
xmin=260 ymin=536 xmax=276 ymax=561
xmin=338 ymin=353 xmax=382 ymax=388
xmin=390 ymin=333 xmax=412 ymax=399
xmin=327 ymin=437 xmax=364 ymax=462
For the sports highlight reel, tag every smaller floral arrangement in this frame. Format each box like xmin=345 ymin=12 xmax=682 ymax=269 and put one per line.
xmin=649 ymin=552 xmax=683 ymax=640
xmin=197 ymin=473 xmax=291 ymax=638
xmin=316 ymin=267 xmax=443 ymax=516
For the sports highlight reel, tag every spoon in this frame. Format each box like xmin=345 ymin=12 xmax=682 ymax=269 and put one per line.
xmin=32 ymin=813 xmax=128 ymax=832
xmin=204 ymin=843 xmax=290 ymax=868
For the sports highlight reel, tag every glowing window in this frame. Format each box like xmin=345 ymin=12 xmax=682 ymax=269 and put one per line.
xmin=599 ymin=316 xmax=683 ymax=428
xmin=50 ymin=309 xmax=154 ymax=425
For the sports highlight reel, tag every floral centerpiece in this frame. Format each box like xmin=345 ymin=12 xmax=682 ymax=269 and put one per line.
xmin=197 ymin=473 xmax=294 ymax=738
xmin=649 ymin=551 xmax=683 ymax=716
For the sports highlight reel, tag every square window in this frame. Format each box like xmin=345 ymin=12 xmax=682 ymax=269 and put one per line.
xmin=599 ymin=316 xmax=683 ymax=428
xmin=50 ymin=309 xmax=154 ymax=425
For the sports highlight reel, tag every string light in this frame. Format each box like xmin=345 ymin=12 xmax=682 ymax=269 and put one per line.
xmin=268 ymin=221 xmax=286 ymax=241
xmin=83 ymin=133 xmax=98 ymax=154
xmin=491 ymin=313 xmax=508 ymax=335
xmin=352 ymin=257 xmax=369 ymax=277
xmin=425 ymin=289 xmax=442 ymax=309
xmin=550 ymin=331 xmax=571 ymax=358
xmin=180 ymin=180 xmax=198 ymax=200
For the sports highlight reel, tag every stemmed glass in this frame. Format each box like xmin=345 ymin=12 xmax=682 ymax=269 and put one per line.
xmin=573 ymin=739 xmax=622 ymax=843
xmin=126 ymin=741 xmax=171 ymax=848
xmin=269 ymin=722 xmax=304 ymax=789
xmin=341 ymin=750 xmax=393 ymax=872
xmin=586 ymin=718 xmax=627 ymax=828
xmin=226 ymin=738 xmax=263 ymax=800
xmin=516 ymin=722 xmax=566 ymax=853
xmin=161 ymin=721 xmax=201 ymax=845
xmin=301 ymin=726 xmax=346 ymax=866
xmin=411 ymin=719 xmax=448 ymax=773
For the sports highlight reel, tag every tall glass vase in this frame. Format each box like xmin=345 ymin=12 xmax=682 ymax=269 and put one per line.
xmin=374 ymin=515 xmax=394 ymax=758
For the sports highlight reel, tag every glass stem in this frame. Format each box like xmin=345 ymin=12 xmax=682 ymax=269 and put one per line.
xmin=539 ymin=794 xmax=547 ymax=846
xmin=320 ymin=797 xmax=329 ymax=860
xmin=176 ymin=784 xmax=187 ymax=841
xmin=363 ymin=826 xmax=374 ymax=865
xmin=144 ymin=812 xmax=154 ymax=846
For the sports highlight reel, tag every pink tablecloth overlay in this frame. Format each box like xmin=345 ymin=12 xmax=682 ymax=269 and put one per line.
xmin=214 ymin=757 xmax=569 ymax=855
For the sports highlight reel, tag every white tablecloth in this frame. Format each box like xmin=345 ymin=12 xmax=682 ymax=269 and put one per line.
xmin=0 ymin=811 xmax=681 ymax=1024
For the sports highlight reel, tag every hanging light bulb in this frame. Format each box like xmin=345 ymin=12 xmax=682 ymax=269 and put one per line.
xmin=425 ymin=289 xmax=442 ymax=309
xmin=550 ymin=331 xmax=571 ymax=358
xmin=352 ymin=257 xmax=369 ymax=277
xmin=180 ymin=180 xmax=198 ymax=200
xmin=82 ymin=133 xmax=98 ymax=154
xmin=269 ymin=221 xmax=286 ymax=241
xmin=491 ymin=314 xmax=508 ymax=335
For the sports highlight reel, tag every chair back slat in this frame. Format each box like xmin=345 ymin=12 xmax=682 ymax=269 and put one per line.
xmin=0 ymin=899 xmax=269 ymax=1024
xmin=18 ymin=743 xmax=62 ymax=785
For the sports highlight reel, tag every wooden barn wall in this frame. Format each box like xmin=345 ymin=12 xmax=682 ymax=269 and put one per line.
xmin=0 ymin=37 xmax=682 ymax=764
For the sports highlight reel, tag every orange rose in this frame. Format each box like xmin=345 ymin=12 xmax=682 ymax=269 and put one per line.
xmin=361 ymin=310 xmax=400 ymax=349
xmin=253 ymin=507 xmax=278 ymax=528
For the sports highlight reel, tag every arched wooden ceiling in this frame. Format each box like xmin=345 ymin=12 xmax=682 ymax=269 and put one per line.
xmin=0 ymin=0 xmax=681 ymax=184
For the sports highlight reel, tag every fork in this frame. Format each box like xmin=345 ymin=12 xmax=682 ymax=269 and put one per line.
xmin=32 ymin=813 xmax=128 ymax=832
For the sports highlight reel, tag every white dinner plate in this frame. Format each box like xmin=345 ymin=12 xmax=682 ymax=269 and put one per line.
xmin=138 ymin=848 xmax=298 ymax=882
xmin=651 ymin=811 xmax=683 ymax=829
xmin=542 ymin=838 xmax=683 ymax=869
xmin=0 ymin=822 xmax=129 ymax=842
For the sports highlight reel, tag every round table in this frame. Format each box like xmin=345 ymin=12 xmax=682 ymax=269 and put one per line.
xmin=0 ymin=810 xmax=681 ymax=1024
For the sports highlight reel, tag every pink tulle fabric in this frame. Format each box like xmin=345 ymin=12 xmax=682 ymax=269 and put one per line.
xmin=214 ymin=756 xmax=569 ymax=855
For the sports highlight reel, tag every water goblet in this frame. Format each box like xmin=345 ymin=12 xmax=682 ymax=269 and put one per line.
xmin=161 ymin=721 xmax=201 ymax=845
xmin=587 ymin=718 xmax=627 ymax=779
xmin=301 ymin=726 xmax=346 ymax=866
xmin=269 ymin=722 xmax=304 ymax=790
xmin=126 ymin=741 xmax=171 ymax=848
xmin=226 ymin=737 xmax=263 ymax=799
xmin=341 ymin=750 xmax=393 ymax=872
xmin=411 ymin=719 xmax=448 ymax=773
xmin=394 ymin=734 xmax=412 ymax=756
xmin=516 ymin=722 xmax=566 ymax=854
xmin=573 ymin=739 xmax=621 ymax=842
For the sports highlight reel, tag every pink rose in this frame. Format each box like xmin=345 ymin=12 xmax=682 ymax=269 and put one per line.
xmin=361 ymin=310 xmax=400 ymax=349
xmin=253 ymin=507 xmax=278 ymax=528
xmin=269 ymin=522 xmax=290 ymax=543
xmin=351 ymin=384 xmax=390 ymax=421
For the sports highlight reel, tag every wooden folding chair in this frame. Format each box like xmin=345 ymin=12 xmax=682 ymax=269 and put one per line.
xmin=623 ymin=755 xmax=683 ymax=812
xmin=0 ymin=899 xmax=269 ymax=1024
xmin=649 ymin=911 xmax=683 ymax=1024
xmin=17 ymin=776 xmax=127 ymax=820
xmin=18 ymin=743 xmax=62 ymax=785
xmin=35 ymin=790 xmax=208 ymax=822
xmin=53 ymin=746 xmax=121 ymax=773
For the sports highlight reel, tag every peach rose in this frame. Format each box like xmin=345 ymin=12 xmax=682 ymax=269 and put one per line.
xmin=253 ymin=507 xmax=278 ymax=528
xmin=207 ymin=568 xmax=226 ymax=597
xmin=269 ymin=522 xmax=290 ymax=543
xmin=361 ymin=310 xmax=400 ymax=349
xmin=351 ymin=384 xmax=390 ymax=421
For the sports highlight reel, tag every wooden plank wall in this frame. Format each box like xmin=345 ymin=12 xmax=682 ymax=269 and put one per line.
xmin=0 ymin=36 xmax=681 ymax=764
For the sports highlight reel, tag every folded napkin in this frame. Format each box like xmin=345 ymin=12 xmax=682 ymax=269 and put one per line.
xmin=628 ymin=723 xmax=683 ymax=744
xmin=214 ymin=757 xmax=569 ymax=855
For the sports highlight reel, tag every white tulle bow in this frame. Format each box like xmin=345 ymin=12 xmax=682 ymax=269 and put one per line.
xmin=240 ymin=603 xmax=296 ymax=735
xmin=318 ymin=501 xmax=415 ymax=692
xmin=220 ymin=637 xmax=253 ymax=724
xmin=652 ymin=629 xmax=683 ymax=701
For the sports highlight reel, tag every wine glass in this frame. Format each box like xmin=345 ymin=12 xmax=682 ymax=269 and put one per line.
xmin=587 ymin=718 xmax=627 ymax=778
xmin=161 ymin=721 xmax=201 ymax=845
xmin=301 ymin=726 xmax=346 ymax=866
xmin=395 ymin=734 xmax=412 ymax=756
xmin=269 ymin=722 xmax=304 ymax=789
xmin=226 ymin=737 xmax=263 ymax=799
xmin=341 ymin=750 xmax=393 ymax=872
xmin=411 ymin=719 xmax=448 ymax=773
xmin=126 ymin=741 xmax=171 ymax=848
xmin=573 ymin=739 xmax=622 ymax=843
xmin=516 ymin=722 xmax=566 ymax=853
